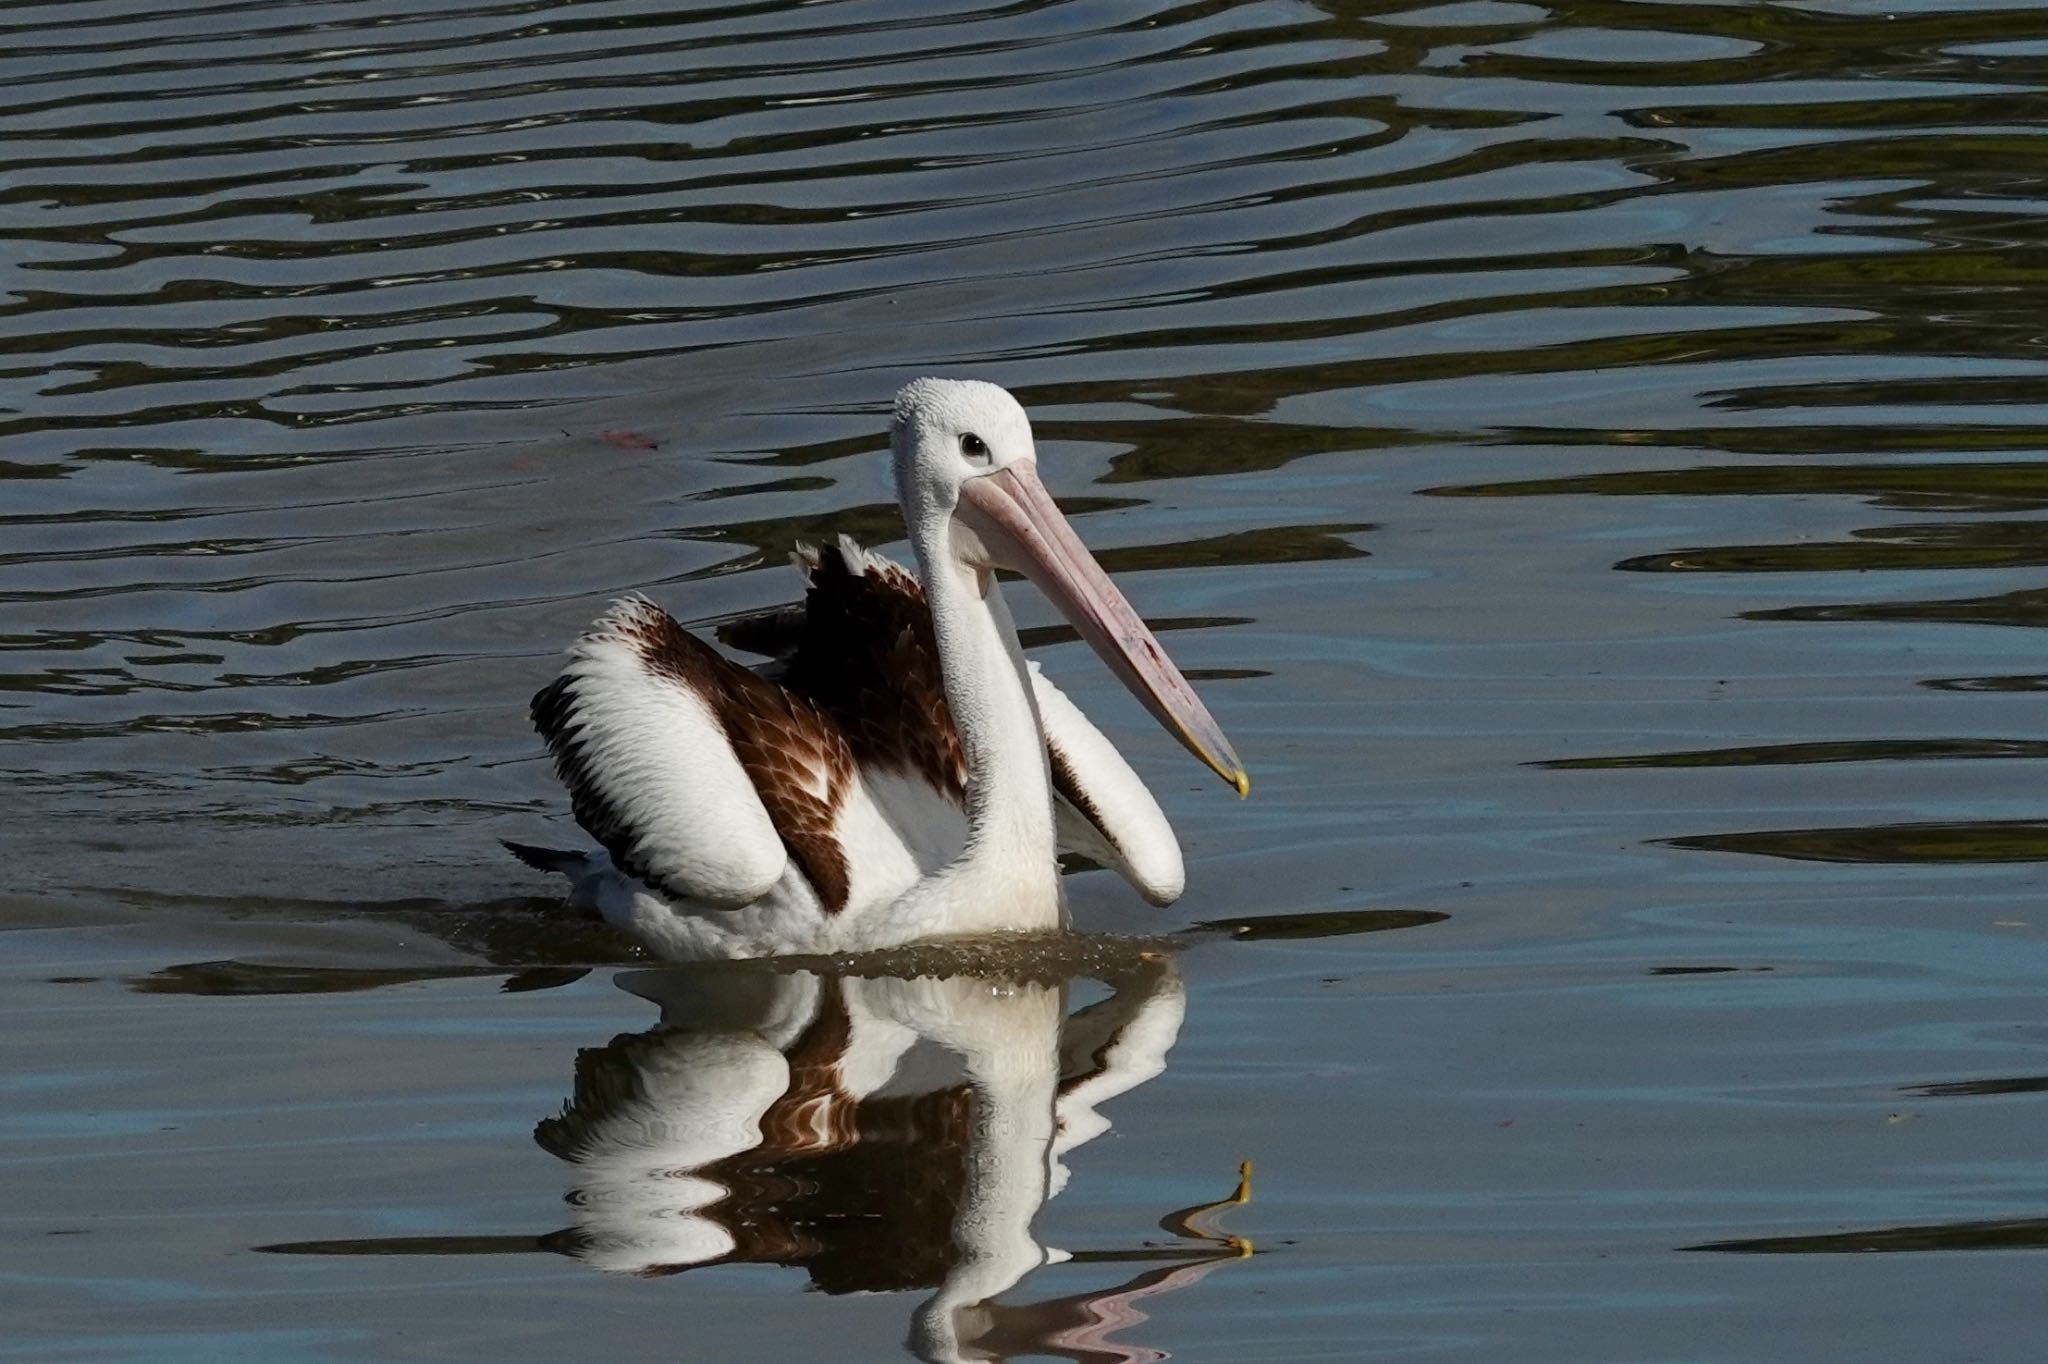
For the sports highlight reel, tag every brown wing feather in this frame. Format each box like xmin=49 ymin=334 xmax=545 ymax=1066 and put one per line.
xmin=713 ymin=603 xmax=807 ymax=660
xmin=772 ymin=541 xmax=1134 ymax=862
xmin=777 ymin=542 xmax=968 ymax=804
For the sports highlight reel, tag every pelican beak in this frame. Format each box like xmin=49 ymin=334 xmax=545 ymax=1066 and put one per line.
xmin=958 ymin=461 xmax=1250 ymax=797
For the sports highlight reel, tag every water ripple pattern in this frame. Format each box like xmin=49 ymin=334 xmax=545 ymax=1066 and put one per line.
xmin=11 ymin=2 xmax=2048 ymax=1361
xmin=3 ymin=0 xmax=2048 ymax=908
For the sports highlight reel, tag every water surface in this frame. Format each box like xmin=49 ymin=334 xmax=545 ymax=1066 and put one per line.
xmin=6 ymin=0 xmax=2048 ymax=1359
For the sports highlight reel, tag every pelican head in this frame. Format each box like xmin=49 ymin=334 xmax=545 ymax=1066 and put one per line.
xmin=890 ymin=377 xmax=1249 ymax=797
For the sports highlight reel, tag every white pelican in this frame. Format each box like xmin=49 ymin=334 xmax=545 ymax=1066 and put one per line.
xmin=507 ymin=378 xmax=1247 ymax=958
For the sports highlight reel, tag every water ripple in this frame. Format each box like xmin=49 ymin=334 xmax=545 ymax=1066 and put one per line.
xmin=12 ymin=2 xmax=2048 ymax=1357
xmin=6 ymin=0 xmax=2048 ymax=945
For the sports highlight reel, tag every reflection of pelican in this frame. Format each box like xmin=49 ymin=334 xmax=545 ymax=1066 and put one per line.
xmin=541 ymin=953 xmax=1219 ymax=1363
xmin=508 ymin=379 xmax=1246 ymax=959
xmin=260 ymin=945 xmax=1249 ymax=1364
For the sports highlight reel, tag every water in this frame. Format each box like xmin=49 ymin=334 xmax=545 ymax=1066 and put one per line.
xmin=6 ymin=0 xmax=2048 ymax=1357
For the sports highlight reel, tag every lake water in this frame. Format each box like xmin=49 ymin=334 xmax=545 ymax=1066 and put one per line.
xmin=7 ymin=0 xmax=2048 ymax=1358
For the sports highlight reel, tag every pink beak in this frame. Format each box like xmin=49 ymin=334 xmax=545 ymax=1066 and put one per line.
xmin=958 ymin=461 xmax=1250 ymax=797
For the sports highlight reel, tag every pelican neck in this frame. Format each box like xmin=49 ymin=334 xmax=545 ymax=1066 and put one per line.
xmin=913 ymin=522 xmax=1059 ymax=898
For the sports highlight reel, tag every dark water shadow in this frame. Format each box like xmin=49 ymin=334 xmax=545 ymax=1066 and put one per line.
xmin=1540 ymin=739 xmax=2048 ymax=770
xmin=1665 ymin=821 xmax=2048 ymax=864
xmin=1618 ymin=522 xmax=2048 ymax=575
xmin=1191 ymin=907 xmax=1449 ymax=941
xmin=133 ymin=960 xmax=596 ymax=997
xmin=1900 ymin=1075 xmax=2048 ymax=1099
xmin=1017 ymin=614 xmax=1252 ymax=651
xmin=1924 ymin=674 xmax=2048 ymax=693
xmin=1749 ymin=586 xmax=2048 ymax=631
xmin=123 ymin=893 xmax=643 ymax=995
xmin=1686 ymin=1218 xmax=2048 ymax=1255
xmin=1425 ymin=463 xmax=2048 ymax=514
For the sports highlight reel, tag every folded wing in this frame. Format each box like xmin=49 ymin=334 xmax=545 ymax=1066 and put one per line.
xmin=1032 ymin=663 xmax=1186 ymax=906
xmin=534 ymin=597 xmax=855 ymax=909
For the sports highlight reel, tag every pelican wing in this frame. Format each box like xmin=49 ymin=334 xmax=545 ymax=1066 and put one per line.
xmin=534 ymin=596 xmax=858 ymax=910
xmin=1030 ymin=663 xmax=1187 ymax=906
xmin=749 ymin=538 xmax=968 ymax=802
xmin=720 ymin=537 xmax=1186 ymax=906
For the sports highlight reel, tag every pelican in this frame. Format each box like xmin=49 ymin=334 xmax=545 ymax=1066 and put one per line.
xmin=507 ymin=378 xmax=1247 ymax=958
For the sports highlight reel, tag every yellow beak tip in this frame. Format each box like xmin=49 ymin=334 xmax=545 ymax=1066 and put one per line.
xmin=1232 ymin=771 xmax=1251 ymax=799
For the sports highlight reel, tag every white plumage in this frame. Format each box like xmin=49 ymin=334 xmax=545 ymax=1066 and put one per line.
xmin=511 ymin=379 xmax=1246 ymax=959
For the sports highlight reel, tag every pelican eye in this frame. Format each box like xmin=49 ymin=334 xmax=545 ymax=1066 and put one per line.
xmin=959 ymin=432 xmax=991 ymax=464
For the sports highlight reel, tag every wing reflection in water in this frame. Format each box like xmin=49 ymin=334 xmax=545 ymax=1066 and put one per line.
xmin=262 ymin=940 xmax=1251 ymax=1364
